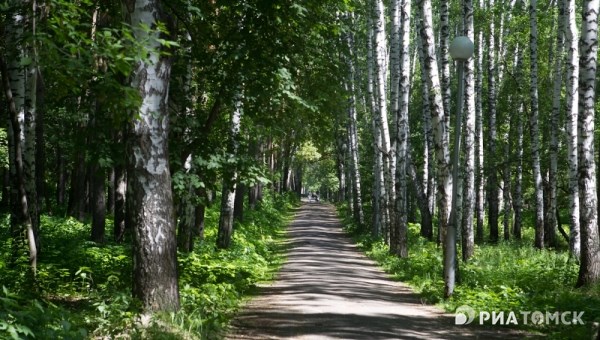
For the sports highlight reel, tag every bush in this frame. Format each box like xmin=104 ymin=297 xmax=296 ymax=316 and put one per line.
xmin=339 ymin=206 xmax=600 ymax=339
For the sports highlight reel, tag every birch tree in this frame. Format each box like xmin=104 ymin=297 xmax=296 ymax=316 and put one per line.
xmin=416 ymin=18 xmax=435 ymax=240
xmin=217 ymin=91 xmax=243 ymax=249
xmin=529 ymin=0 xmax=545 ymax=249
xmin=576 ymin=0 xmax=600 ymax=287
xmin=127 ymin=0 xmax=179 ymax=312
xmin=547 ymin=0 xmax=565 ymax=248
xmin=512 ymin=43 xmax=525 ymax=240
xmin=461 ymin=0 xmax=476 ymax=261
xmin=4 ymin=0 xmax=39 ymax=271
xmin=367 ymin=14 xmax=384 ymax=237
xmin=487 ymin=0 xmax=500 ymax=243
xmin=564 ymin=0 xmax=580 ymax=259
xmin=344 ymin=24 xmax=364 ymax=227
xmin=392 ymin=0 xmax=411 ymax=257
xmin=1 ymin=55 xmax=37 ymax=274
xmin=475 ymin=0 xmax=485 ymax=243
xmin=372 ymin=0 xmax=391 ymax=238
xmin=418 ymin=0 xmax=453 ymax=296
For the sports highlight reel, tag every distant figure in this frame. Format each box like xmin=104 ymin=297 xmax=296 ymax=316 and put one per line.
xmin=312 ymin=193 xmax=319 ymax=202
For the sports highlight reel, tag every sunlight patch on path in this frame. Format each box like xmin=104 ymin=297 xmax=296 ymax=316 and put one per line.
xmin=226 ymin=203 xmax=529 ymax=340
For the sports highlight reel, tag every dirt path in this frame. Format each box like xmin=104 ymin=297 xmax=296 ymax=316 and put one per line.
xmin=226 ymin=203 xmax=528 ymax=339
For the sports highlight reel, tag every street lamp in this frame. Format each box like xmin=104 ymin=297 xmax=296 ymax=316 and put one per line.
xmin=444 ymin=36 xmax=474 ymax=298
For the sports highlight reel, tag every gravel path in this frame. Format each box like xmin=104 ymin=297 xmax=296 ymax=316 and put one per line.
xmin=226 ymin=203 xmax=530 ymax=339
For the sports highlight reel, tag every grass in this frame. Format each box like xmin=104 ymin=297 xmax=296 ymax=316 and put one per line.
xmin=0 ymin=191 xmax=297 ymax=339
xmin=338 ymin=204 xmax=600 ymax=339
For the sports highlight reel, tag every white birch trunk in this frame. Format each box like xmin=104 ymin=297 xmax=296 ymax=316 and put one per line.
xmin=128 ymin=0 xmax=179 ymax=312
xmin=389 ymin=0 xmax=401 ymax=252
xmin=367 ymin=16 xmax=383 ymax=237
xmin=564 ymin=0 xmax=581 ymax=259
xmin=461 ymin=0 xmax=476 ymax=261
xmin=6 ymin=1 xmax=38 ymax=272
xmin=576 ymin=0 xmax=600 ymax=286
xmin=547 ymin=0 xmax=565 ymax=248
xmin=392 ymin=0 xmax=412 ymax=257
xmin=475 ymin=0 xmax=486 ymax=242
xmin=497 ymin=0 xmax=519 ymax=84
xmin=345 ymin=24 xmax=365 ymax=226
xmin=529 ymin=0 xmax=545 ymax=249
xmin=503 ymin=119 xmax=512 ymax=241
xmin=512 ymin=44 xmax=525 ymax=240
xmin=439 ymin=0 xmax=451 ymax=152
xmin=416 ymin=18 xmax=436 ymax=241
xmin=373 ymin=0 xmax=391 ymax=239
xmin=217 ymin=91 xmax=243 ymax=249
xmin=418 ymin=0 xmax=453 ymax=296
xmin=390 ymin=0 xmax=401 ymax=204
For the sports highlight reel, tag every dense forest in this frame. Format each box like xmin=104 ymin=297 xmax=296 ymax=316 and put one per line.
xmin=1 ymin=0 xmax=599 ymax=338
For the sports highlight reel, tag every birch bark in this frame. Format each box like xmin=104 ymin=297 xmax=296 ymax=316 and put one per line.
xmin=564 ymin=0 xmax=581 ymax=259
xmin=576 ymin=0 xmax=600 ymax=286
xmin=127 ymin=0 xmax=179 ymax=312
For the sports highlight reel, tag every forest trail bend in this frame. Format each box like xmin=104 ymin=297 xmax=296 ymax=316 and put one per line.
xmin=226 ymin=203 xmax=527 ymax=340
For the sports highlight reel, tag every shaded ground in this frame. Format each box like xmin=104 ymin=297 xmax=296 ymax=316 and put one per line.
xmin=226 ymin=203 xmax=533 ymax=339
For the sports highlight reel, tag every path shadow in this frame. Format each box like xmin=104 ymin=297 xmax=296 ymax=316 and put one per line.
xmin=227 ymin=204 xmax=534 ymax=340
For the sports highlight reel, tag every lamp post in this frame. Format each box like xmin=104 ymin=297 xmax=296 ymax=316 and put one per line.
xmin=444 ymin=36 xmax=474 ymax=298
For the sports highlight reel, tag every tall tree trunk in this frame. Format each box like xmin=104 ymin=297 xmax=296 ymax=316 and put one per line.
xmin=127 ymin=0 xmax=179 ymax=312
xmin=475 ymin=0 xmax=485 ymax=243
xmin=487 ymin=0 xmax=500 ymax=243
xmin=418 ymin=0 xmax=452 ymax=297
xmin=461 ymin=0 xmax=476 ymax=261
xmin=546 ymin=0 xmax=565 ymax=248
xmin=502 ymin=116 xmax=512 ymax=241
xmin=2 ymin=54 xmax=37 ymax=275
xmin=439 ymin=0 xmax=451 ymax=150
xmin=344 ymin=27 xmax=365 ymax=226
xmin=529 ymin=0 xmax=545 ymax=249
xmin=372 ymin=0 xmax=391 ymax=239
xmin=576 ymin=0 xmax=600 ymax=287
xmin=24 ymin=0 xmax=39 ymax=251
xmin=416 ymin=18 xmax=435 ymax=241
xmin=564 ymin=0 xmax=580 ymax=259
xmin=367 ymin=14 xmax=383 ymax=237
xmin=217 ymin=91 xmax=243 ymax=249
xmin=392 ymin=0 xmax=411 ymax=258
xmin=390 ymin=0 xmax=401 ymax=206
xmin=497 ymin=0 xmax=518 ymax=84
xmin=4 ymin=3 xmax=39 ymax=270
xmin=513 ymin=102 xmax=524 ymax=240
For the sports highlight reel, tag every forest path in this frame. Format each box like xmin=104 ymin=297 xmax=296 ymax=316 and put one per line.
xmin=225 ymin=203 xmax=528 ymax=339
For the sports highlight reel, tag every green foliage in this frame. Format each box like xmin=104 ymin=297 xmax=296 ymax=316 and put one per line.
xmin=173 ymin=192 xmax=295 ymax=337
xmin=0 ymin=189 xmax=294 ymax=339
xmin=339 ymin=206 xmax=600 ymax=339
xmin=0 ymin=287 xmax=88 ymax=339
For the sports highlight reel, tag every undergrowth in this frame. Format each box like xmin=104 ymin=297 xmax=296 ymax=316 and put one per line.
xmin=339 ymin=204 xmax=600 ymax=339
xmin=0 ymin=191 xmax=297 ymax=339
